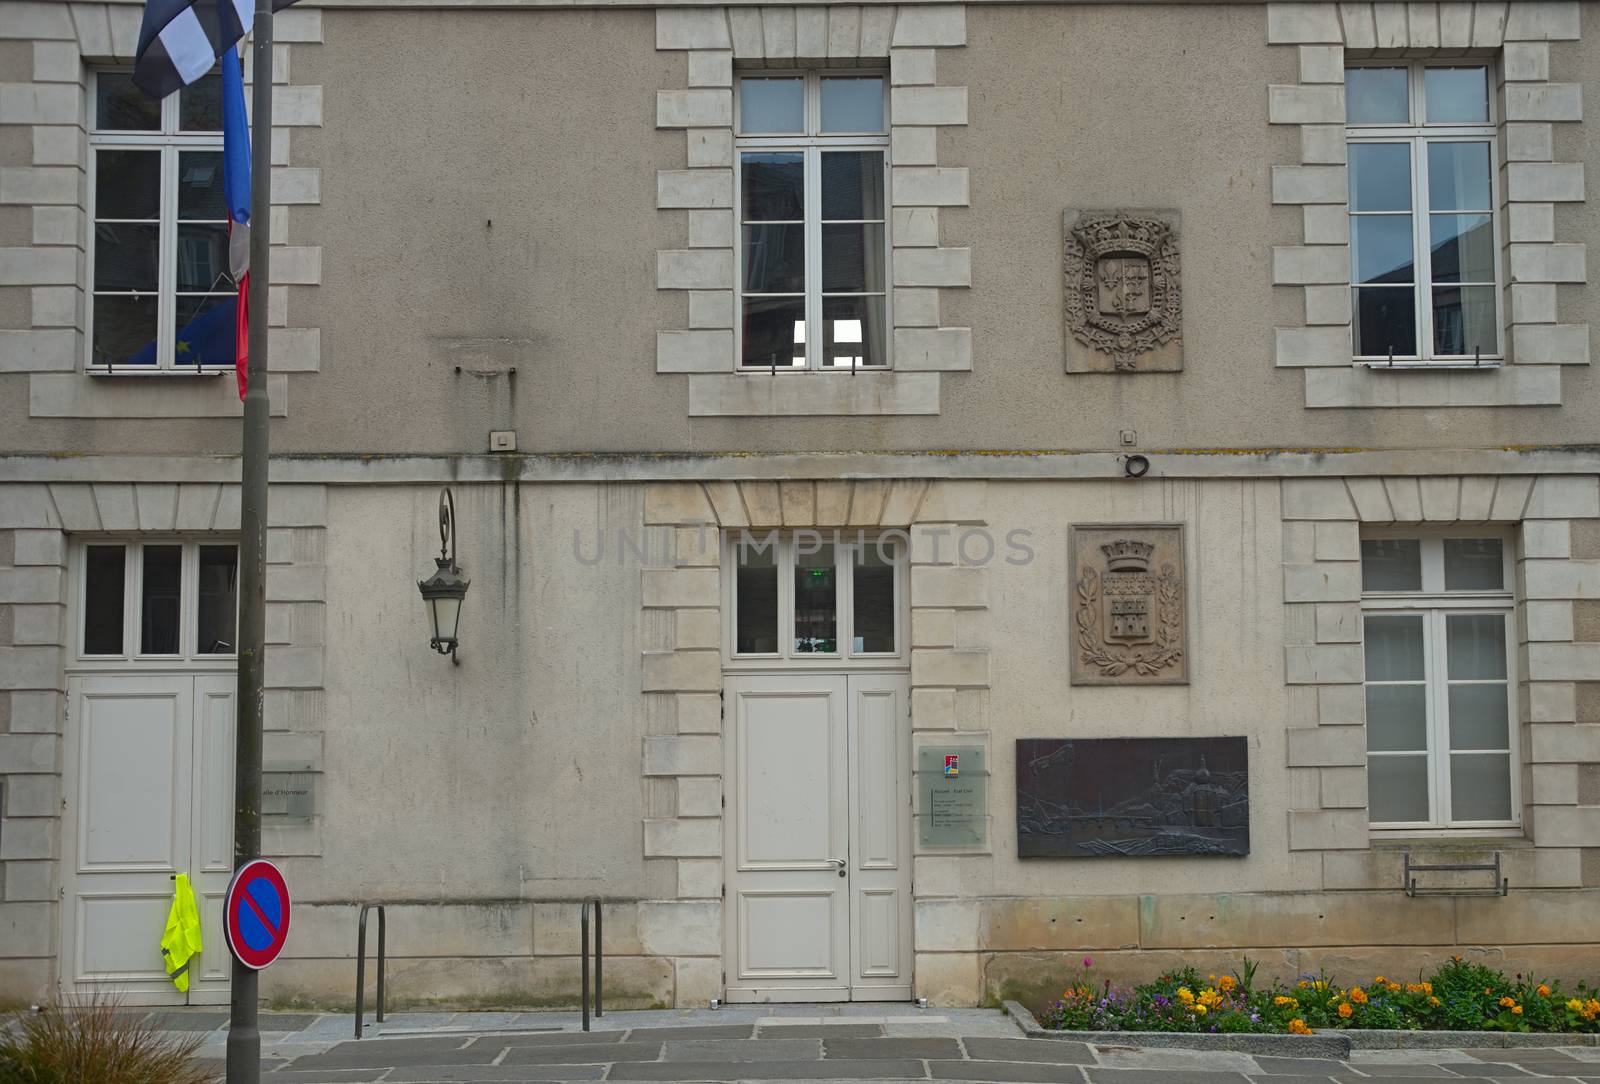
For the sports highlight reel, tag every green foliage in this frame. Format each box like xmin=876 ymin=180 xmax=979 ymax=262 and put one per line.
xmin=1034 ymin=957 xmax=1600 ymax=1036
xmin=0 ymin=995 xmax=214 ymax=1084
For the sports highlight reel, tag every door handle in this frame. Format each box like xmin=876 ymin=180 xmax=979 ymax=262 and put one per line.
xmin=829 ymin=858 xmax=847 ymax=878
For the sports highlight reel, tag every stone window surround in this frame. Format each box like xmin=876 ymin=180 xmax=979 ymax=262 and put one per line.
xmin=654 ymin=5 xmax=973 ymax=417
xmin=1280 ymin=473 xmax=1600 ymax=892
xmin=0 ymin=480 xmax=330 ymax=996
xmin=1266 ymin=1 xmax=1588 ymax=409
xmin=638 ymin=478 xmax=992 ymax=1003
xmin=0 ymin=0 xmax=325 ymax=418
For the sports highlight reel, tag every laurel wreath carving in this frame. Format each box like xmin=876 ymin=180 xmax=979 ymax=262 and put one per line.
xmin=1074 ymin=564 xmax=1184 ymax=677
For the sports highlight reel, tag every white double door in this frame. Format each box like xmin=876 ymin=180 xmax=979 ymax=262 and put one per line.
xmin=61 ymin=673 xmax=236 ymax=1005
xmin=723 ymin=672 xmax=913 ymax=1002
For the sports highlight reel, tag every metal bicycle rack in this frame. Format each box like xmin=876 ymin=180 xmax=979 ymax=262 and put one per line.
xmin=354 ymin=903 xmax=387 ymax=1039
xmin=1403 ymin=852 xmax=1509 ymax=897
xmin=581 ymin=897 xmax=603 ymax=1032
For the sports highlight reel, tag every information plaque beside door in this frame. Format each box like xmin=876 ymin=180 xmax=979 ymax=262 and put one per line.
xmin=916 ymin=745 xmax=987 ymax=848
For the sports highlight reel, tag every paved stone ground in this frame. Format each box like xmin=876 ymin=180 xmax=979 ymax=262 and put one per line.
xmin=145 ymin=1008 xmax=1600 ymax=1083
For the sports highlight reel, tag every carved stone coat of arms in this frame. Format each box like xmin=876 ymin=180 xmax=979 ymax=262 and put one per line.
xmin=1069 ymin=524 xmax=1188 ymax=685
xmin=1063 ymin=209 xmax=1183 ymax=373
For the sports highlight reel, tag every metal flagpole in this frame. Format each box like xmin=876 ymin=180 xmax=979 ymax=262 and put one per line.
xmin=227 ymin=1 xmax=274 ymax=1081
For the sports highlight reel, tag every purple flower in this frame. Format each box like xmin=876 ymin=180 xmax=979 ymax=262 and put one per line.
xmin=1084 ymin=956 xmax=1094 ymax=969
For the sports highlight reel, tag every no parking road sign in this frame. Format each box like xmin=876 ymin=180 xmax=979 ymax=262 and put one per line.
xmin=224 ymin=859 xmax=291 ymax=970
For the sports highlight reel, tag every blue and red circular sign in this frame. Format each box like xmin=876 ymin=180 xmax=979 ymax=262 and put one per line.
xmin=224 ymin=859 xmax=291 ymax=970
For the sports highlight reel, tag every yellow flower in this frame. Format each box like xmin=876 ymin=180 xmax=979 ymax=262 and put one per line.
xmin=1297 ymin=980 xmax=1309 ymax=988
xmin=1338 ymin=1003 xmax=1354 ymax=1019
xmin=1208 ymin=974 xmax=1217 ymax=984
xmin=1274 ymin=995 xmax=1297 ymax=1007
xmin=1537 ymin=984 xmax=1552 ymax=997
xmin=1194 ymin=1003 xmax=1208 ymax=1015
xmin=1288 ymin=1018 xmax=1313 ymax=1035
xmin=1349 ymin=987 xmax=1368 ymax=1004
xmin=1177 ymin=987 xmax=1194 ymax=1004
xmin=1386 ymin=983 xmax=1401 ymax=993
xmin=1511 ymin=1005 xmax=1523 ymax=1016
xmin=1429 ymin=996 xmax=1442 ymax=1007
xmin=1421 ymin=982 xmax=1433 ymax=996
xmin=1374 ymin=975 xmax=1387 ymax=985
xmin=1499 ymin=996 xmax=1516 ymax=1009
xmin=1567 ymin=998 xmax=1584 ymax=1013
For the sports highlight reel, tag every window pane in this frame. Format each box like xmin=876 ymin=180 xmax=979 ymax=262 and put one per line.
xmin=1448 ymin=684 xmax=1509 ymax=751
xmin=794 ymin=542 xmax=837 ymax=653
xmin=140 ymin=545 xmax=182 ymax=654
xmin=177 ymin=223 xmax=232 ymax=291
xmin=1443 ymin=538 xmax=1503 ymax=591
xmin=83 ymin=545 xmax=126 ymax=654
xmin=821 ymin=295 xmax=885 ymax=368
xmin=735 ymin=538 xmax=779 ymax=653
xmin=95 ymin=222 xmax=161 ymax=291
xmin=1352 ymin=286 xmax=1416 ymax=357
xmin=1431 ymin=285 xmax=1496 ymax=357
xmin=173 ymin=293 xmax=239 ymax=367
xmin=96 ymin=150 xmax=160 ymax=220
xmin=1346 ymin=67 xmax=1409 ymax=124
xmin=1368 ymin=755 xmax=1430 ymax=823
xmin=1349 ymin=144 xmax=1412 ymax=212
xmin=1446 ymin=613 xmax=1506 ymax=680
xmin=179 ymin=71 xmax=223 ymax=131
xmin=1427 ymin=142 xmax=1491 ymax=211
xmin=1429 ymin=213 xmax=1494 ymax=283
xmin=96 ymin=72 xmax=160 ymax=130
xmin=179 ymin=151 xmax=227 ymax=220
xmin=743 ymin=224 xmax=804 ymax=293
xmin=1424 ymin=66 xmax=1489 ymax=124
xmin=741 ymin=152 xmax=804 ymax=221
xmin=821 ymin=223 xmax=885 ymax=292
xmin=1361 ymin=538 xmax=1422 ymax=591
xmin=852 ymin=540 xmax=896 ymax=652
xmin=91 ymin=295 xmax=158 ymax=366
xmin=1366 ymin=685 xmax=1428 ymax=751
xmin=820 ymin=76 xmax=885 ymax=133
xmin=1351 ymin=215 xmax=1414 ymax=285
xmin=739 ymin=78 xmax=804 ymax=134
xmin=820 ymin=151 xmax=885 ymax=220
xmin=741 ymin=296 xmax=806 ymax=368
xmin=1364 ymin=613 xmax=1425 ymax=680
xmin=197 ymin=545 xmax=238 ymax=654
xmin=1450 ymin=753 xmax=1512 ymax=821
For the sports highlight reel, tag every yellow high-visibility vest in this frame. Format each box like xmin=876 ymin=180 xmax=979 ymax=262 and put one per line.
xmin=161 ymin=874 xmax=203 ymax=993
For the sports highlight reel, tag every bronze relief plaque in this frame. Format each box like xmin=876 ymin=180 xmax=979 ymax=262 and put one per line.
xmin=1063 ymin=209 xmax=1183 ymax=373
xmin=1069 ymin=523 xmax=1188 ymax=685
xmin=1017 ymin=737 xmax=1249 ymax=858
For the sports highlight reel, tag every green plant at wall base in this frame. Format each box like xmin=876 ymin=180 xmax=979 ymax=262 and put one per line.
xmin=0 ymin=995 xmax=214 ymax=1084
xmin=1037 ymin=957 xmax=1600 ymax=1036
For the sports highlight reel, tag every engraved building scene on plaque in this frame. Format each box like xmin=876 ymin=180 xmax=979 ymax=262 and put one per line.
xmin=1063 ymin=209 xmax=1183 ymax=373
xmin=1069 ymin=524 xmax=1188 ymax=686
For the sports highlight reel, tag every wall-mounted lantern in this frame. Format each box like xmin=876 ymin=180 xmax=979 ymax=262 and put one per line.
xmin=417 ymin=487 xmax=470 ymax=664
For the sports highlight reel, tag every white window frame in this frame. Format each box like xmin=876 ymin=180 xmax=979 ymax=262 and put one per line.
xmin=722 ymin=530 xmax=908 ymax=669
xmin=71 ymin=538 xmax=240 ymax=669
xmin=86 ymin=68 xmax=229 ymax=376
xmin=734 ymin=70 xmax=893 ymax=372
xmin=1346 ymin=60 xmax=1504 ymax=367
xmin=1360 ymin=529 xmax=1520 ymax=835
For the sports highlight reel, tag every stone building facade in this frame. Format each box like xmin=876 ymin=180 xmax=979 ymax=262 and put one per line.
xmin=1 ymin=0 xmax=1598 ymax=1010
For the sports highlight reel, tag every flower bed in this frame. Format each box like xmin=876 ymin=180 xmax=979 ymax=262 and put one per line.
xmin=1038 ymin=957 xmax=1600 ymax=1036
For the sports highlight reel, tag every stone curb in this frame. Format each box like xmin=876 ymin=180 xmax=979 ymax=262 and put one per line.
xmin=1003 ymin=1001 xmax=1599 ymax=1056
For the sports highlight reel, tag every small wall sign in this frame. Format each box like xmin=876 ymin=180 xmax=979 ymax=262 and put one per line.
xmin=917 ymin=745 xmax=987 ymax=849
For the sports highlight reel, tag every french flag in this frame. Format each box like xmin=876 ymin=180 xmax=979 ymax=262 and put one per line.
xmin=221 ymin=45 xmax=250 ymax=398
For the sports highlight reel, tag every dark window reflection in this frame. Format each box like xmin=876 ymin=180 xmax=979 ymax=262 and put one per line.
xmin=197 ymin=545 xmax=238 ymax=653
xmin=84 ymin=545 xmax=126 ymax=654
xmin=1353 ymin=286 xmax=1417 ymax=357
xmin=141 ymin=545 xmax=182 ymax=654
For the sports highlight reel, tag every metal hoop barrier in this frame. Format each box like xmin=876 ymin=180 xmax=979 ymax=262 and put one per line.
xmin=581 ymin=898 xmax=603 ymax=1032
xmin=354 ymin=903 xmax=387 ymax=1039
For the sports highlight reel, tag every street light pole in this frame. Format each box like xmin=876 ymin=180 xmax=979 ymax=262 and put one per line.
xmin=227 ymin=2 xmax=274 ymax=1081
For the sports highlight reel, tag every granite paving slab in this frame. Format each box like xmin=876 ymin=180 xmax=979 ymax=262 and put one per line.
xmin=146 ymin=1011 xmax=231 ymax=1031
xmin=628 ymin=1025 xmax=759 ymax=1041
xmin=1253 ymin=1057 xmax=1354 ymax=1076
xmin=824 ymin=1036 xmax=963 ymax=1060
xmin=1337 ymin=1065 xmax=1475 ymax=1078
xmin=259 ymin=1071 xmax=393 ymax=1083
xmin=1439 ymin=1064 xmax=1537 ymax=1077
xmin=963 ymin=1038 xmax=1097 ymax=1065
xmin=1243 ymin=1076 xmax=1339 ymax=1084
xmin=608 ymin=1058 xmax=930 ymax=1080
xmin=500 ymin=1041 xmax=664 ymax=1064
xmin=1085 ymin=1068 xmax=1253 ymax=1084
xmin=466 ymin=1031 xmax=629 ymax=1049
xmin=928 ymin=1059 xmax=1089 ymax=1082
xmin=758 ymin=1024 xmax=885 ymax=1039
xmin=283 ymin=1048 xmax=494 ymax=1072
xmin=383 ymin=1065 xmax=609 ymax=1082
xmin=661 ymin=1038 xmax=824 ymax=1062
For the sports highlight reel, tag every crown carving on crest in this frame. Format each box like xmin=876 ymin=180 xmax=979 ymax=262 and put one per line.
xmin=1079 ymin=216 xmax=1167 ymax=259
xmin=1100 ymin=539 xmax=1155 ymax=573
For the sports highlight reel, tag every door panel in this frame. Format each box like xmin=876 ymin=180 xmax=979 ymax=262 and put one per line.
xmin=187 ymin=675 xmax=236 ymax=1001
xmin=78 ymin=684 xmax=186 ymax=870
xmin=847 ymin=675 xmax=912 ymax=999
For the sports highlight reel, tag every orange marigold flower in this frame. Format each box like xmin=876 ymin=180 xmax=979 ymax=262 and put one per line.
xmin=1512 ymin=1005 xmax=1524 ymax=1016
xmin=1219 ymin=975 xmax=1237 ymax=992
xmin=1386 ymin=983 xmax=1401 ymax=993
xmin=1499 ymin=996 xmax=1516 ymax=1008
xmin=1338 ymin=1003 xmax=1354 ymax=1019
xmin=1288 ymin=1019 xmax=1313 ymax=1035
xmin=1373 ymin=976 xmax=1387 ymax=985
xmin=1274 ymin=995 xmax=1297 ymax=1007
xmin=1421 ymin=982 xmax=1433 ymax=995
xmin=1537 ymin=984 xmax=1552 ymax=997
xmin=1349 ymin=987 xmax=1369 ymax=1004
xmin=1429 ymin=996 xmax=1442 ymax=1007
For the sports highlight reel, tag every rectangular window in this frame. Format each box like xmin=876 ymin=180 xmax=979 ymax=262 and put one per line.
xmin=736 ymin=73 xmax=889 ymax=371
xmin=1360 ymin=533 xmax=1518 ymax=830
xmin=728 ymin=532 xmax=903 ymax=661
xmin=89 ymin=68 xmax=237 ymax=373
xmin=1346 ymin=62 xmax=1500 ymax=364
xmin=76 ymin=540 xmax=239 ymax=661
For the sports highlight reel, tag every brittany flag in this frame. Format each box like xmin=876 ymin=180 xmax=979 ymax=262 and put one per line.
xmin=133 ymin=0 xmax=299 ymax=395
